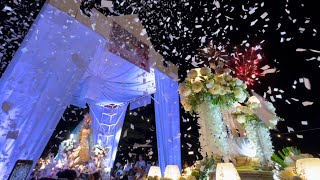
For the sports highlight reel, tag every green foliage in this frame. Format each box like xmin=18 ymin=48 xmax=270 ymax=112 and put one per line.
xmin=198 ymin=156 xmax=216 ymax=180
xmin=191 ymin=170 xmax=200 ymax=179
xmin=271 ymin=146 xmax=301 ymax=170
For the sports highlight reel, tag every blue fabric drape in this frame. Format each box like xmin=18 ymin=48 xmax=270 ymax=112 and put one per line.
xmin=0 ymin=4 xmax=105 ymax=178
xmin=154 ymin=69 xmax=181 ymax=175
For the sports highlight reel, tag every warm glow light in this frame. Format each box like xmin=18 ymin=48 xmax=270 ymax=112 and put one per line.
xmin=296 ymin=158 xmax=320 ymax=180
xmin=164 ymin=165 xmax=181 ymax=180
xmin=216 ymin=163 xmax=241 ymax=180
xmin=148 ymin=166 xmax=162 ymax=177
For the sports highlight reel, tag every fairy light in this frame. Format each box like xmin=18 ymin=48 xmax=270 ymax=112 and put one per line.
xmin=277 ymin=134 xmax=281 ymax=138
xmin=287 ymin=138 xmax=291 ymax=141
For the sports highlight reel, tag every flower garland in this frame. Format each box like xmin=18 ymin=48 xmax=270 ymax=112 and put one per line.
xmin=179 ymin=67 xmax=248 ymax=112
xmin=197 ymin=102 xmax=230 ymax=158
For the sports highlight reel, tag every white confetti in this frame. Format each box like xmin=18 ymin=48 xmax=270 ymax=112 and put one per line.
xmin=270 ymin=96 xmax=275 ymax=102
xmin=91 ymin=23 xmax=96 ymax=30
xmin=250 ymin=19 xmax=258 ymax=26
xmin=275 ymin=94 xmax=282 ymax=99
xmin=123 ymin=129 xmax=128 ymax=138
xmin=101 ymin=0 xmax=113 ymax=7
xmin=301 ymin=121 xmax=308 ymax=125
xmin=291 ymin=98 xmax=299 ymax=101
xmin=140 ymin=29 xmax=147 ymax=36
xmin=287 ymin=126 xmax=294 ymax=133
xmin=299 ymin=27 xmax=305 ymax=33
xmin=296 ymin=48 xmax=307 ymax=52
xmin=299 ymin=78 xmax=304 ymax=83
xmin=302 ymin=101 xmax=313 ymax=106
xmin=130 ymin=124 xmax=134 ymax=129
xmin=249 ymin=7 xmax=258 ymax=15
xmin=3 ymin=6 xmax=13 ymax=12
xmin=296 ymin=134 xmax=303 ymax=139
xmin=306 ymin=57 xmax=317 ymax=61
xmin=303 ymin=77 xmax=311 ymax=90
xmin=310 ymin=49 xmax=320 ymax=53
xmin=262 ymin=68 xmax=276 ymax=75
xmin=195 ymin=25 xmax=202 ymax=28
xmin=260 ymin=12 xmax=268 ymax=19
xmin=260 ymin=65 xmax=270 ymax=70
xmin=285 ymin=100 xmax=291 ymax=104
xmin=185 ymin=55 xmax=191 ymax=60
xmin=214 ymin=0 xmax=220 ymax=8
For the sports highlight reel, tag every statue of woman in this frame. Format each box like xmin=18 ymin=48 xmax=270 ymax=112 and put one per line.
xmin=69 ymin=113 xmax=93 ymax=167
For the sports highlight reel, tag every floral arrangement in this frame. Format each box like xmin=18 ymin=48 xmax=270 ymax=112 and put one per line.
xmin=92 ymin=144 xmax=108 ymax=156
xmin=179 ymin=67 xmax=248 ymax=112
xmin=271 ymin=147 xmax=313 ymax=179
xmin=232 ymin=96 xmax=280 ymax=129
xmin=60 ymin=138 xmax=76 ymax=152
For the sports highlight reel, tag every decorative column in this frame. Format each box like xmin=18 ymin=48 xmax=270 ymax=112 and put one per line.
xmin=0 ymin=4 xmax=105 ymax=178
xmin=90 ymin=104 xmax=128 ymax=173
xmin=154 ymin=69 xmax=182 ymax=175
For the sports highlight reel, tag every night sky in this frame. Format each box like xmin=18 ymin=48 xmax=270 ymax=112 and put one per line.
xmin=1 ymin=0 xmax=320 ymax=167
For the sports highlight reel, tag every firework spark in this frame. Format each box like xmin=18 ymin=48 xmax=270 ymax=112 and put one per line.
xmin=228 ymin=48 xmax=263 ymax=86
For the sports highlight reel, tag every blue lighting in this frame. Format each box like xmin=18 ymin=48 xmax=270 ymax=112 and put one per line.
xmin=154 ymin=69 xmax=182 ymax=175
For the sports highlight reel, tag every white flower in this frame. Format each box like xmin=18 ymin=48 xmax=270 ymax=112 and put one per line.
xmin=200 ymin=67 xmax=211 ymax=76
xmin=248 ymin=96 xmax=260 ymax=104
xmin=224 ymin=74 xmax=233 ymax=82
xmin=187 ymin=69 xmax=198 ymax=79
xmin=218 ymin=89 xmax=227 ymax=95
xmin=178 ymin=83 xmax=191 ymax=97
xmin=209 ymin=84 xmax=222 ymax=94
xmin=192 ymin=80 xmax=203 ymax=93
xmin=234 ymin=87 xmax=247 ymax=103
xmin=235 ymin=78 xmax=243 ymax=86
xmin=247 ymin=96 xmax=261 ymax=109
xmin=215 ymin=75 xmax=227 ymax=85
xmin=183 ymin=101 xmax=192 ymax=112
xmin=237 ymin=115 xmax=247 ymax=124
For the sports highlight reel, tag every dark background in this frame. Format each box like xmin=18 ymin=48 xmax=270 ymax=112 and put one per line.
xmin=1 ymin=0 xmax=320 ymax=166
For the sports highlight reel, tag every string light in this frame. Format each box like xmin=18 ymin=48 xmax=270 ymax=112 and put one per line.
xmin=277 ymin=134 xmax=281 ymax=137
xmin=287 ymin=138 xmax=291 ymax=141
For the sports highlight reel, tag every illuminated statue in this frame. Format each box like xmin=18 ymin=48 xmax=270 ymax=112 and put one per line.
xmin=69 ymin=114 xmax=93 ymax=167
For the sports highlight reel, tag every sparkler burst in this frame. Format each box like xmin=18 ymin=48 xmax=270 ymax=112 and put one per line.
xmin=227 ymin=48 xmax=264 ymax=86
